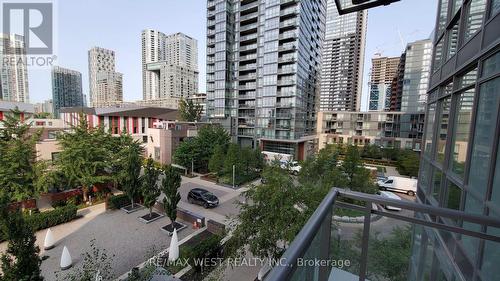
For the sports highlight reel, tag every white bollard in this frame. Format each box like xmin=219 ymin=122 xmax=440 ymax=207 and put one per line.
xmin=60 ymin=246 xmax=72 ymax=270
xmin=43 ymin=228 xmax=55 ymax=250
xmin=168 ymin=228 xmax=179 ymax=261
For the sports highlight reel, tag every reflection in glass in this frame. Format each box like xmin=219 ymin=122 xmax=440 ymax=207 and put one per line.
xmin=447 ymin=182 xmax=461 ymax=210
xmin=450 ymin=89 xmax=474 ymax=177
xmin=464 ymin=0 xmax=486 ymax=41
xmin=468 ymin=77 xmax=500 ymax=195
xmin=432 ymin=170 xmax=443 ymax=201
xmin=482 ymin=51 xmax=500 ymax=77
xmin=424 ymin=103 xmax=437 ymax=157
xmin=436 ymin=96 xmax=451 ymax=164
xmin=446 ymin=21 xmax=460 ymax=59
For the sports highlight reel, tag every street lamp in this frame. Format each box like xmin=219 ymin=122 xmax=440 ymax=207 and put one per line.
xmin=232 ymin=164 xmax=235 ymax=189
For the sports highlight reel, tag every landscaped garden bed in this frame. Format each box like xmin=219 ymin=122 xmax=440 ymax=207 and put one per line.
xmin=161 ymin=221 xmax=187 ymax=236
xmin=138 ymin=212 xmax=164 ymax=224
xmin=121 ymin=203 xmax=144 ymax=214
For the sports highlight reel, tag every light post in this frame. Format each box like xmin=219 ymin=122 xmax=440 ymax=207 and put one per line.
xmin=232 ymin=164 xmax=235 ymax=189
xmin=191 ymin=158 xmax=194 ymax=175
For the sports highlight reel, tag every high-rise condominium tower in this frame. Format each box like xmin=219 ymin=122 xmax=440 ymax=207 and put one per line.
xmin=95 ymin=72 xmax=123 ymax=107
xmin=51 ymin=66 xmax=84 ymax=117
xmin=368 ymin=54 xmax=399 ymax=111
xmin=88 ymin=47 xmax=123 ymax=107
xmin=142 ymin=30 xmax=198 ymax=101
xmin=400 ymin=39 xmax=432 ymax=112
xmin=0 ymin=34 xmax=29 ymax=103
xmin=320 ymin=0 xmax=366 ymax=112
xmin=206 ymin=0 xmax=326 ymax=159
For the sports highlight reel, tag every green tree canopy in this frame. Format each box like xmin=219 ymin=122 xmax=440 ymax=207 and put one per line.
xmin=0 ymin=108 xmax=42 ymax=202
xmin=228 ymin=165 xmax=306 ymax=260
xmin=208 ymin=145 xmax=225 ymax=176
xmin=173 ymin=125 xmax=230 ymax=172
xmin=0 ymin=197 xmax=42 ymax=281
xmin=56 ymin=115 xmax=113 ymax=201
xmin=141 ymin=158 xmax=161 ymax=217
xmin=119 ymin=139 xmax=144 ymax=208
xmin=161 ymin=165 xmax=182 ymax=230
xmin=178 ymin=98 xmax=203 ymax=122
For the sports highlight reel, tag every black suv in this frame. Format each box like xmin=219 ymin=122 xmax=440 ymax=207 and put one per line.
xmin=187 ymin=188 xmax=219 ymax=208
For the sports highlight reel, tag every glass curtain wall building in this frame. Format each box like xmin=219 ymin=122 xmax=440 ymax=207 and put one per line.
xmin=319 ymin=0 xmax=367 ymax=112
xmin=412 ymin=0 xmax=500 ymax=280
xmin=51 ymin=66 xmax=84 ymax=118
xmin=206 ymin=0 xmax=326 ymax=159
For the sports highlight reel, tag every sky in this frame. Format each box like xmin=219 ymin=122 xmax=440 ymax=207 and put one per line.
xmin=28 ymin=0 xmax=438 ymax=107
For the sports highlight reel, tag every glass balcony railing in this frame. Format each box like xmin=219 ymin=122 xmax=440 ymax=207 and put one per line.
xmin=265 ymin=188 xmax=500 ymax=281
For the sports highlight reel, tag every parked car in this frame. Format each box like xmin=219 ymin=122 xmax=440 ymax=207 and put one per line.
xmin=187 ymin=188 xmax=219 ymax=208
xmin=378 ymin=191 xmax=402 ymax=211
xmin=377 ymin=176 xmax=417 ymax=196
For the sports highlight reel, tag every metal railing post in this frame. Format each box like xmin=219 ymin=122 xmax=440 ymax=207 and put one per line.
xmin=358 ymin=200 xmax=372 ymax=281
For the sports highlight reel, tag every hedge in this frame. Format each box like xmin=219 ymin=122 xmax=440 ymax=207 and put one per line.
xmin=25 ymin=204 xmax=78 ymax=231
xmin=107 ymin=194 xmax=131 ymax=209
xmin=0 ymin=204 xmax=78 ymax=242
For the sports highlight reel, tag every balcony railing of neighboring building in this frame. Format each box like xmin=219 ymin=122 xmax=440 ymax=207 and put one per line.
xmin=264 ymin=188 xmax=500 ymax=281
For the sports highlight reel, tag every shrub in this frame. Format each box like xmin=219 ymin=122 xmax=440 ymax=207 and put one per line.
xmin=0 ymin=204 xmax=78 ymax=242
xmin=107 ymin=194 xmax=130 ymax=209
xmin=24 ymin=204 xmax=78 ymax=231
xmin=185 ymin=234 xmax=223 ymax=272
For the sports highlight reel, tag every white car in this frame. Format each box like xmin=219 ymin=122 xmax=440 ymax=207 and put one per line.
xmin=379 ymin=191 xmax=402 ymax=211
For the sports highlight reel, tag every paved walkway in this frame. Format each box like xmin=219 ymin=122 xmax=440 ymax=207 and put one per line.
xmin=0 ymin=203 xmax=195 ymax=280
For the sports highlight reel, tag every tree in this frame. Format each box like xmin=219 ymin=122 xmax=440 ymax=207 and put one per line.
xmin=228 ymin=165 xmax=306 ymax=260
xmin=341 ymin=145 xmax=377 ymax=194
xmin=396 ymin=150 xmax=420 ymax=177
xmin=141 ymin=158 xmax=161 ymax=218
xmin=161 ymin=165 xmax=181 ymax=230
xmin=120 ymin=141 xmax=144 ymax=208
xmin=298 ymin=145 xmax=347 ymax=214
xmin=208 ymin=145 xmax=225 ymax=177
xmin=56 ymin=116 xmax=112 ymax=201
xmin=57 ymin=239 xmax=114 ymax=281
xmin=0 ymin=108 xmax=43 ymax=202
xmin=173 ymin=125 xmax=230 ymax=172
xmin=178 ymin=98 xmax=203 ymax=122
xmin=223 ymin=143 xmax=242 ymax=184
xmin=0 ymin=203 xmax=43 ymax=281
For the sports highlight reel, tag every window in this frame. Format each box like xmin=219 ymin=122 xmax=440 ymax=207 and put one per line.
xmin=438 ymin=0 xmax=450 ymax=34
xmin=424 ymin=102 xmax=437 ymax=157
xmin=446 ymin=182 xmax=462 ymax=210
xmin=464 ymin=0 xmax=487 ymax=41
xmin=436 ymin=97 xmax=451 ymax=164
xmin=446 ymin=21 xmax=459 ymax=59
xmin=450 ymin=89 xmax=474 ymax=178
xmin=468 ymin=77 xmax=500 ymax=195
xmin=490 ymin=141 xmax=500 ymax=204
xmin=433 ymin=38 xmax=445 ymax=72
xmin=482 ymin=51 xmax=500 ymax=77
xmin=432 ymin=169 xmax=443 ymax=201
xmin=491 ymin=0 xmax=500 ymax=16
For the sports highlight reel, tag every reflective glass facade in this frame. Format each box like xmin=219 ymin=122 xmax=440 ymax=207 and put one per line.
xmin=206 ymin=0 xmax=326 ymax=147
xmin=412 ymin=0 xmax=500 ymax=279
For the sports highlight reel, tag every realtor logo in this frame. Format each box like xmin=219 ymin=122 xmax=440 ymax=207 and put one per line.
xmin=2 ymin=1 xmax=53 ymax=54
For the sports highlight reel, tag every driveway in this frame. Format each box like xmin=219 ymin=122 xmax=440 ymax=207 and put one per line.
xmin=335 ymin=192 xmax=414 ymax=240
xmin=158 ymin=175 xmax=245 ymax=225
